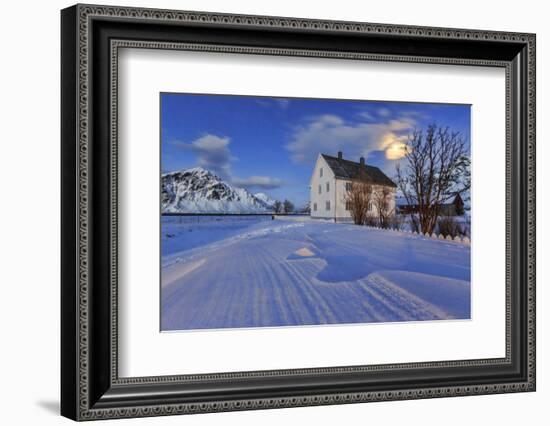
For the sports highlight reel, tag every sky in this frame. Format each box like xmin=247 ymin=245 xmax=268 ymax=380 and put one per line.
xmin=161 ymin=93 xmax=471 ymax=208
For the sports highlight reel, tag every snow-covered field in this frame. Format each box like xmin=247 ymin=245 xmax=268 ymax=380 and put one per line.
xmin=161 ymin=216 xmax=470 ymax=331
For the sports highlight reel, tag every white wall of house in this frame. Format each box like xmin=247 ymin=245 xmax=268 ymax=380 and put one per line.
xmin=335 ymin=181 xmax=397 ymax=221
xmin=334 ymin=178 xmax=353 ymax=220
xmin=376 ymin=186 xmax=397 ymax=217
xmin=310 ymin=154 xmax=397 ymax=221
xmin=310 ymin=155 xmax=336 ymax=219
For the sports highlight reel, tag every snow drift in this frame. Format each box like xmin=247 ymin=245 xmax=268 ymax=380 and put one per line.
xmin=161 ymin=217 xmax=471 ymax=330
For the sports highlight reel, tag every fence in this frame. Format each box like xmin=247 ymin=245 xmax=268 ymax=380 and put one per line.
xmin=362 ymin=224 xmax=470 ymax=245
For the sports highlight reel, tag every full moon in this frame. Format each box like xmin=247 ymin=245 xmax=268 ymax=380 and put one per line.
xmin=385 ymin=142 xmax=407 ymax=160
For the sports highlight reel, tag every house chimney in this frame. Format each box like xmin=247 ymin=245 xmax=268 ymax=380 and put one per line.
xmin=359 ymin=156 xmax=365 ymax=166
xmin=337 ymin=151 xmax=343 ymax=159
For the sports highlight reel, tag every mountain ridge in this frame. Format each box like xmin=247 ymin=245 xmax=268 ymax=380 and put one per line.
xmin=161 ymin=167 xmax=277 ymax=214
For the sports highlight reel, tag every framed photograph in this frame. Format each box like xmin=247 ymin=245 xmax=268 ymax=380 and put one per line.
xmin=61 ymin=4 xmax=536 ymax=421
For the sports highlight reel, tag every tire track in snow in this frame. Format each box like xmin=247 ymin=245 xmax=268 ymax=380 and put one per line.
xmin=358 ymin=273 xmax=451 ymax=320
xmin=161 ymin=220 xmax=470 ymax=330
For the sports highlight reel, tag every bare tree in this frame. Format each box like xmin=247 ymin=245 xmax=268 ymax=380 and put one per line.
xmin=283 ymin=199 xmax=294 ymax=214
xmin=373 ymin=186 xmax=395 ymax=229
xmin=437 ymin=214 xmax=466 ymax=238
xmin=273 ymin=200 xmax=283 ymax=214
xmin=395 ymin=124 xmax=470 ymax=235
xmin=343 ymin=168 xmax=373 ymax=225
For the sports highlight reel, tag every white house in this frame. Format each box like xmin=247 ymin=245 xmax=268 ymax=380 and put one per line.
xmin=309 ymin=151 xmax=397 ymax=221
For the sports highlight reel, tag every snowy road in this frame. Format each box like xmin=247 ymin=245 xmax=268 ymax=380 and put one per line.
xmin=161 ymin=218 xmax=470 ymax=331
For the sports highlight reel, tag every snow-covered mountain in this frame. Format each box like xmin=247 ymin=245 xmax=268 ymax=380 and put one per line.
xmin=253 ymin=192 xmax=277 ymax=210
xmin=161 ymin=167 xmax=276 ymax=213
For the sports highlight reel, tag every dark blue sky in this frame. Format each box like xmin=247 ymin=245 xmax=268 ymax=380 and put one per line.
xmin=161 ymin=93 xmax=470 ymax=207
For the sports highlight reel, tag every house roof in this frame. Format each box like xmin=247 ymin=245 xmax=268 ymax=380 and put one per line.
xmin=321 ymin=154 xmax=397 ymax=188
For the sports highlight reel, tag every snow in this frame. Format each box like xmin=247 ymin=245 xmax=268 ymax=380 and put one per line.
xmin=162 ymin=215 xmax=273 ymax=256
xmin=161 ymin=216 xmax=470 ymax=331
xmin=253 ymin=192 xmax=277 ymax=208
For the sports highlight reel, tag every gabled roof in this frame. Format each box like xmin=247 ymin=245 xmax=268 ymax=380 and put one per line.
xmin=321 ymin=154 xmax=397 ymax=188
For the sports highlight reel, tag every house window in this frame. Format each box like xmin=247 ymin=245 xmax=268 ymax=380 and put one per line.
xmin=345 ymin=182 xmax=352 ymax=191
xmin=345 ymin=201 xmax=351 ymax=211
xmin=320 ymin=168 xmax=323 ymax=177
xmin=326 ymin=201 xmax=330 ymax=211
xmin=318 ymin=185 xmax=321 ymax=194
xmin=326 ymin=182 xmax=330 ymax=192
xmin=313 ymin=203 xmax=317 ymax=212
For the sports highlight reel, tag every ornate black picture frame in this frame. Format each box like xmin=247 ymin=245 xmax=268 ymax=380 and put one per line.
xmin=61 ymin=4 xmax=536 ymax=421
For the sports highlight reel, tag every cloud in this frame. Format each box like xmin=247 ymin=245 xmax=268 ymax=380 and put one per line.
xmin=173 ymin=134 xmax=234 ymax=178
xmin=254 ymin=98 xmax=291 ymax=110
xmin=356 ymin=111 xmax=375 ymax=121
xmin=286 ymin=114 xmax=416 ymax=167
xmin=254 ymin=99 xmax=271 ymax=108
xmin=378 ymin=107 xmax=391 ymax=117
xmin=232 ymin=176 xmax=283 ymax=190
xmin=172 ymin=133 xmax=282 ymax=189
xmin=275 ymin=99 xmax=291 ymax=109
